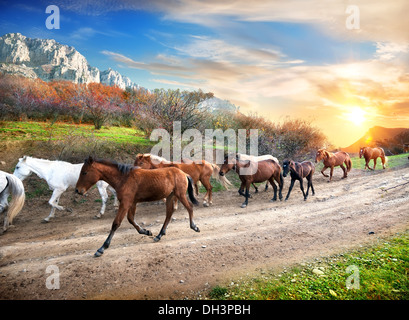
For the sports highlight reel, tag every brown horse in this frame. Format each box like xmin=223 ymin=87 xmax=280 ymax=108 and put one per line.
xmin=359 ymin=147 xmax=387 ymax=170
xmin=282 ymin=160 xmax=315 ymax=201
xmin=219 ymin=155 xmax=283 ymax=208
xmin=75 ymin=157 xmax=199 ymax=257
xmin=315 ymin=149 xmax=352 ymax=182
xmin=134 ymin=154 xmax=231 ymax=207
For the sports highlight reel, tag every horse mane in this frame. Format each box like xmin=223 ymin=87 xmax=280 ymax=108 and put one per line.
xmin=92 ymin=158 xmax=134 ymax=175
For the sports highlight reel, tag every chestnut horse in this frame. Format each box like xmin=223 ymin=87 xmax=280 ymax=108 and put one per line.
xmin=359 ymin=147 xmax=387 ymax=170
xmin=134 ymin=154 xmax=231 ymax=207
xmin=219 ymin=156 xmax=283 ymax=208
xmin=75 ymin=157 xmax=199 ymax=257
xmin=315 ymin=149 xmax=352 ymax=182
xmin=282 ymin=160 xmax=315 ymax=201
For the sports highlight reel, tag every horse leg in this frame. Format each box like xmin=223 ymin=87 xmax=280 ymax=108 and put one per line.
xmin=328 ymin=166 xmax=334 ymax=182
xmin=154 ymin=194 xmax=175 ymax=242
xmin=340 ymin=164 xmax=347 ymax=178
xmin=365 ymin=160 xmax=370 ymax=170
xmin=238 ymin=182 xmax=246 ymax=197
xmin=108 ymin=185 xmax=119 ymax=207
xmin=96 ymin=183 xmax=108 ymax=219
xmin=43 ymin=188 xmax=65 ymax=222
xmin=285 ymin=178 xmax=295 ymax=201
xmin=201 ymin=179 xmax=213 ymax=207
xmin=127 ymin=203 xmax=152 ymax=236
xmin=241 ymin=182 xmax=251 ymax=208
xmin=194 ymin=183 xmax=199 ymax=196
xmin=372 ymin=159 xmax=377 ymax=170
xmin=299 ymin=178 xmax=307 ymax=200
xmin=95 ymin=204 xmax=128 ymax=257
xmin=179 ymin=191 xmax=200 ymax=233
xmin=252 ymin=183 xmax=258 ymax=193
xmin=264 ymin=182 xmax=269 ymax=191
xmin=307 ymin=174 xmax=315 ymax=197
xmin=269 ymin=177 xmax=278 ymax=202
xmin=321 ymin=166 xmax=329 ymax=178
xmin=381 ymin=157 xmax=386 ymax=169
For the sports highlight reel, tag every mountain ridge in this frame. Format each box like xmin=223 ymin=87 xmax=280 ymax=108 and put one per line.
xmin=0 ymin=33 xmax=141 ymax=90
xmin=341 ymin=126 xmax=409 ymax=153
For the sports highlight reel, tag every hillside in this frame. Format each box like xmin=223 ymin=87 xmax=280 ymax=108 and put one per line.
xmin=0 ymin=33 xmax=142 ymax=90
xmin=341 ymin=126 xmax=409 ymax=154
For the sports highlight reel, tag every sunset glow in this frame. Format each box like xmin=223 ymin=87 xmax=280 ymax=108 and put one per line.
xmin=1 ymin=0 xmax=408 ymax=147
xmin=347 ymin=107 xmax=366 ymax=126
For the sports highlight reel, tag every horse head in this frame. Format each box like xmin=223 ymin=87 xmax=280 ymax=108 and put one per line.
xmin=359 ymin=147 xmax=365 ymax=158
xmin=75 ymin=156 xmax=100 ymax=195
xmin=282 ymin=159 xmax=294 ymax=177
xmin=13 ymin=156 xmax=32 ymax=181
xmin=315 ymin=149 xmax=328 ymax=163
xmin=219 ymin=155 xmax=236 ymax=176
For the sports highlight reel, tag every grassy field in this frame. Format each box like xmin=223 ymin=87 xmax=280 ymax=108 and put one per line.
xmin=0 ymin=120 xmax=151 ymax=145
xmin=351 ymin=152 xmax=409 ymax=170
xmin=208 ymin=231 xmax=409 ymax=300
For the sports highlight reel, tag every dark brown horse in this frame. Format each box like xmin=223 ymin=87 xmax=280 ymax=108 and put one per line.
xmin=315 ymin=149 xmax=352 ymax=182
xmin=359 ymin=147 xmax=387 ymax=170
xmin=134 ymin=153 xmax=231 ymax=207
xmin=282 ymin=160 xmax=315 ymax=201
xmin=219 ymin=155 xmax=283 ymax=208
xmin=75 ymin=157 xmax=199 ymax=257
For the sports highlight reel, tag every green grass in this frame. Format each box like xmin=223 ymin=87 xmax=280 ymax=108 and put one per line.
xmin=0 ymin=120 xmax=151 ymax=145
xmin=351 ymin=152 xmax=409 ymax=170
xmin=207 ymin=231 xmax=409 ymax=300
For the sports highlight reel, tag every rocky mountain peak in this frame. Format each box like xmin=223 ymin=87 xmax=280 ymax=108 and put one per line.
xmin=0 ymin=33 xmax=140 ymax=90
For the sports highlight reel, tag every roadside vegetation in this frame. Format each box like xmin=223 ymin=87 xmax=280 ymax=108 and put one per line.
xmin=208 ymin=231 xmax=409 ymax=300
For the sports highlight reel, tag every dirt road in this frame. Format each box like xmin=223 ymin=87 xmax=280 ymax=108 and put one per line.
xmin=0 ymin=164 xmax=408 ymax=300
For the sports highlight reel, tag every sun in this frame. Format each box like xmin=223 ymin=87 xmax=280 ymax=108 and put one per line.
xmin=346 ymin=107 xmax=366 ymax=126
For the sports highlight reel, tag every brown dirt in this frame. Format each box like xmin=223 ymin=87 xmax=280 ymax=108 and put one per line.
xmin=0 ymin=156 xmax=408 ymax=300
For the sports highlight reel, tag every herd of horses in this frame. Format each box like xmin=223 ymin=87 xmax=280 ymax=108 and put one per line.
xmin=0 ymin=146 xmax=388 ymax=257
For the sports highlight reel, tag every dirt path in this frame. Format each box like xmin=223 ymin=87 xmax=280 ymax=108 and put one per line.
xmin=0 ymin=164 xmax=408 ymax=300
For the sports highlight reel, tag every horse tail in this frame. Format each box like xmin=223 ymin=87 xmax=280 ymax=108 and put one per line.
xmin=345 ymin=153 xmax=352 ymax=172
xmin=211 ymin=164 xmax=232 ymax=189
xmin=186 ymin=176 xmax=199 ymax=206
xmin=3 ymin=174 xmax=25 ymax=230
xmin=380 ymin=148 xmax=388 ymax=166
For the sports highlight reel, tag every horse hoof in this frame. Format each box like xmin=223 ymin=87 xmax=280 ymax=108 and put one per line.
xmin=146 ymin=230 xmax=152 ymax=236
xmin=240 ymin=204 xmax=247 ymax=208
xmin=94 ymin=250 xmax=103 ymax=258
xmin=203 ymin=202 xmax=209 ymax=207
xmin=270 ymin=199 xmax=277 ymax=202
xmin=193 ymin=226 xmax=200 ymax=232
xmin=153 ymin=236 xmax=161 ymax=242
xmin=93 ymin=215 xmax=102 ymax=220
xmin=41 ymin=219 xmax=50 ymax=224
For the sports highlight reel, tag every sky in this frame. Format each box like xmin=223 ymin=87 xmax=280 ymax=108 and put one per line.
xmin=1 ymin=0 xmax=409 ymax=147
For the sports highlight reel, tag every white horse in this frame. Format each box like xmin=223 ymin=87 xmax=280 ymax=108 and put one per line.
xmin=13 ymin=156 xmax=118 ymax=222
xmin=236 ymin=153 xmax=279 ymax=164
xmin=0 ymin=170 xmax=25 ymax=233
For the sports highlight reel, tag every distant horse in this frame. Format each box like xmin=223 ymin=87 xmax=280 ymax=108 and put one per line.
xmin=282 ymin=160 xmax=315 ymax=201
xmin=0 ymin=170 xmax=25 ymax=233
xmin=13 ymin=156 xmax=118 ymax=222
xmin=219 ymin=156 xmax=283 ymax=208
xmin=75 ymin=157 xmax=200 ymax=257
xmin=236 ymin=153 xmax=279 ymax=192
xmin=134 ymin=153 xmax=231 ymax=207
xmin=315 ymin=149 xmax=352 ymax=182
xmin=359 ymin=147 xmax=387 ymax=170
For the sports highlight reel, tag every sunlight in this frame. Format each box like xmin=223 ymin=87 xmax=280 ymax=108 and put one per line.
xmin=346 ymin=107 xmax=366 ymax=126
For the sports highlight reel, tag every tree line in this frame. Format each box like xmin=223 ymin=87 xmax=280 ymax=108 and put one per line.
xmin=0 ymin=73 xmax=328 ymax=159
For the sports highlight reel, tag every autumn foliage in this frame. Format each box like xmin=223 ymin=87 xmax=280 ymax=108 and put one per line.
xmin=0 ymin=73 xmax=328 ymax=158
